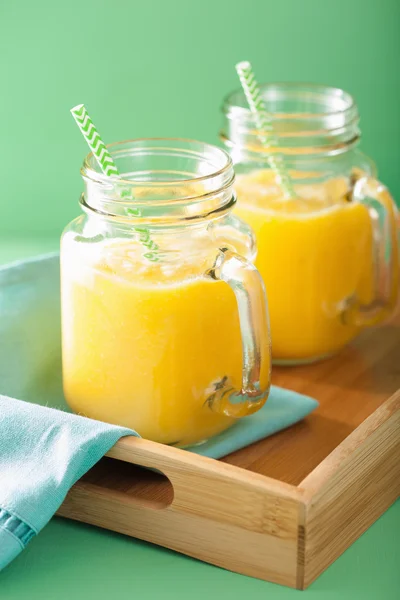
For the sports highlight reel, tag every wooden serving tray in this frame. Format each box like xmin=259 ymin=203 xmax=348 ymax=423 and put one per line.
xmin=58 ymin=317 xmax=400 ymax=589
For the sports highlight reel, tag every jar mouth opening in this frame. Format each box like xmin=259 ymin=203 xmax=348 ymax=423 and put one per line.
xmin=222 ymin=82 xmax=359 ymax=154
xmin=81 ymin=137 xmax=234 ymax=190
xmin=80 ymin=138 xmax=236 ymax=222
xmin=222 ymin=82 xmax=356 ymax=122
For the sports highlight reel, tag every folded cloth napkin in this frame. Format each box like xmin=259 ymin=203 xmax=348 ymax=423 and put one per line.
xmin=0 ymin=254 xmax=318 ymax=571
xmin=0 ymin=396 xmax=135 ymax=571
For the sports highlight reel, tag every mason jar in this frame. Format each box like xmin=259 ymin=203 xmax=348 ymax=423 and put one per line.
xmin=220 ymin=83 xmax=399 ymax=364
xmin=61 ymin=138 xmax=271 ymax=446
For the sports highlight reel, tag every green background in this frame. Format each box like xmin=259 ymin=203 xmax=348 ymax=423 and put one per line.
xmin=1 ymin=0 xmax=399 ymax=597
xmin=1 ymin=0 xmax=399 ymax=243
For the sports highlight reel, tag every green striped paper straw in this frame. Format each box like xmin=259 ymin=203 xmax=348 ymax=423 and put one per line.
xmin=235 ymin=61 xmax=296 ymax=200
xmin=70 ymin=104 xmax=161 ymax=262
xmin=71 ymin=105 xmax=119 ymax=178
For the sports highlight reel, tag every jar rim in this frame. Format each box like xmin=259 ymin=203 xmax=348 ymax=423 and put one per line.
xmin=221 ymin=82 xmax=360 ymax=154
xmin=222 ymin=82 xmax=357 ymax=121
xmin=82 ymin=137 xmax=234 ymax=188
xmin=80 ymin=138 xmax=236 ymax=223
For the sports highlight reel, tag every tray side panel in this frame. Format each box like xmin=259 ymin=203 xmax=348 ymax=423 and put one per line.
xmin=106 ymin=437 xmax=301 ymax=537
xmin=302 ymin=392 xmax=400 ymax=589
xmin=58 ymin=437 xmax=303 ymax=587
xmin=58 ymin=483 xmax=300 ymax=587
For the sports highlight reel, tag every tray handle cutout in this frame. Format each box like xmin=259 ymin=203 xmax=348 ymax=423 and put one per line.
xmin=81 ymin=453 xmax=174 ymax=510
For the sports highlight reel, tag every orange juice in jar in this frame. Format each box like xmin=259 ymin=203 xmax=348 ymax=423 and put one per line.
xmin=221 ymin=84 xmax=399 ymax=364
xmin=61 ymin=139 xmax=271 ymax=445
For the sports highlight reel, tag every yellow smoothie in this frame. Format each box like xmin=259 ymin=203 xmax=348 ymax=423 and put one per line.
xmin=234 ymin=170 xmax=374 ymax=362
xmin=61 ymin=233 xmax=270 ymax=445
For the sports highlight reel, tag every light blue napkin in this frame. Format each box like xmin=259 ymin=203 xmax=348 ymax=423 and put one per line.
xmin=0 ymin=254 xmax=318 ymax=571
xmin=0 ymin=396 xmax=135 ymax=571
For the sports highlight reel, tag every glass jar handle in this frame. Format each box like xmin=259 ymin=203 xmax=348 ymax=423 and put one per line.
xmin=206 ymin=248 xmax=271 ymax=418
xmin=346 ymin=176 xmax=399 ymax=327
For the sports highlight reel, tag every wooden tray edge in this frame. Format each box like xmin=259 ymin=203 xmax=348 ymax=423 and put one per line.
xmin=106 ymin=436 xmax=303 ymax=502
xmin=61 ymin=436 xmax=305 ymax=588
xmin=299 ymin=389 xmax=400 ymax=497
xmin=299 ymin=390 xmax=400 ymax=589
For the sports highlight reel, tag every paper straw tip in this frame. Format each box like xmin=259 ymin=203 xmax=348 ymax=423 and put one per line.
xmin=70 ymin=104 xmax=84 ymax=115
xmin=236 ymin=60 xmax=251 ymax=72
